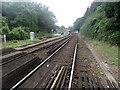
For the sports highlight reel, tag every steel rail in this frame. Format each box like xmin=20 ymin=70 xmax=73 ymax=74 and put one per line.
xmin=68 ymin=43 xmax=78 ymax=90
xmin=50 ymin=66 xmax=64 ymax=90
xmin=15 ymin=35 xmax=70 ymax=51
xmin=0 ymin=53 xmax=27 ymax=65
xmin=10 ymin=38 xmax=70 ymax=90
xmin=1 ymin=36 xmax=70 ymax=66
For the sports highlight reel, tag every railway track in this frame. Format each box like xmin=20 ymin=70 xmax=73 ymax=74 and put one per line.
xmin=2 ymin=34 xmax=119 ymax=89
xmin=1 ymin=35 xmax=71 ymax=65
xmin=0 ymin=35 xmax=67 ymax=56
xmin=7 ymin=35 xmax=71 ymax=90
xmin=2 ymin=35 xmax=71 ymax=89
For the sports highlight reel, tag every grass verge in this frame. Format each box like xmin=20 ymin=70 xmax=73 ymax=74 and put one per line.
xmin=91 ymin=40 xmax=120 ymax=66
xmin=0 ymin=38 xmax=40 ymax=49
xmin=80 ymin=34 xmax=119 ymax=66
xmin=91 ymin=40 xmax=118 ymax=66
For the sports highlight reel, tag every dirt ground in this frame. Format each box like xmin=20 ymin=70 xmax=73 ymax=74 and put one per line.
xmin=73 ymin=35 xmax=109 ymax=88
xmin=86 ymin=38 xmax=119 ymax=83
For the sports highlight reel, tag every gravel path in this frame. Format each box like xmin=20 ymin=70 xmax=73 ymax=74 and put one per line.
xmin=73 ymin=35 xmax=109 ymax=88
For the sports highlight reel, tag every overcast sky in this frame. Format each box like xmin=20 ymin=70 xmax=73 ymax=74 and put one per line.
xmin=35 ymin=0 xmax=94 ymax=28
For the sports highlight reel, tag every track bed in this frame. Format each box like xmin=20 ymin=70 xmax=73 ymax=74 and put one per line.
xmin=2 ymin=34 xmax=119 ymax=89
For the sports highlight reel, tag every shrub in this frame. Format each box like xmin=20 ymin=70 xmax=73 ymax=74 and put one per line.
xmin=2 ymin=26 xmax=10 ymax=35
xmin=9 ymin=27 xmax=29 ymax=40
xmin=1 ymin=26 xmax=10 ymax=40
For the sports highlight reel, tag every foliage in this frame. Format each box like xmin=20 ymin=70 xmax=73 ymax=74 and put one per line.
xmin=59 ymin=26 xmax=65 ymax=30
xmin=76 ymin=2 xmax=120 ymax=45
xmin=36 ymin=31 xmax=53 ymax=38
xmin=9 ymin=27 xmax=29 ymax=40
xmin=72 ymin=17 xmax=83 ymax=31
xmin=0 ymin=16 xmax=10 ymax=39
xmin=2 ymin=26 xmax=10 ymax=36
xmin=91 ymin=40 xmax=118 ymax=66
xmin=0 ymin=38 xmax=40 ymax=48
xmin=2 ymin=2 xmax=57 ymax=41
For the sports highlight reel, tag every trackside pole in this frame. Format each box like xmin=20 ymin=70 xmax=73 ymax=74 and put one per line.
xmin=3 ymin=34 xmax=6 ymax=48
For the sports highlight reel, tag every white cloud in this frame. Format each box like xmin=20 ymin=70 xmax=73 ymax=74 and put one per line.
xmin=35 ymin=0 xmax=94 ymax=28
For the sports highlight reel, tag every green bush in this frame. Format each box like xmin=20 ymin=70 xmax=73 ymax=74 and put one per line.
xmin=2 ymin=26 xmax=10 ymax=35
xmin=36 ymin=31 xmax=53 ymax=38
xmin=110 ymin=31 xmax=120 ymax=45
xmin=80 ymin=2 xmax=120 ymax=46
xmin=1 ymin=26 xmax=10 ymax=40
xmin=9 ymin=27 xmax=29 ymax=40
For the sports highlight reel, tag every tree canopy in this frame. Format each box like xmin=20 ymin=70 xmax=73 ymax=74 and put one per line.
xmin=72 ymin=2 xmax=120 ymax=45
xmin=1 ymin=2 xmax=57 ymax=40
